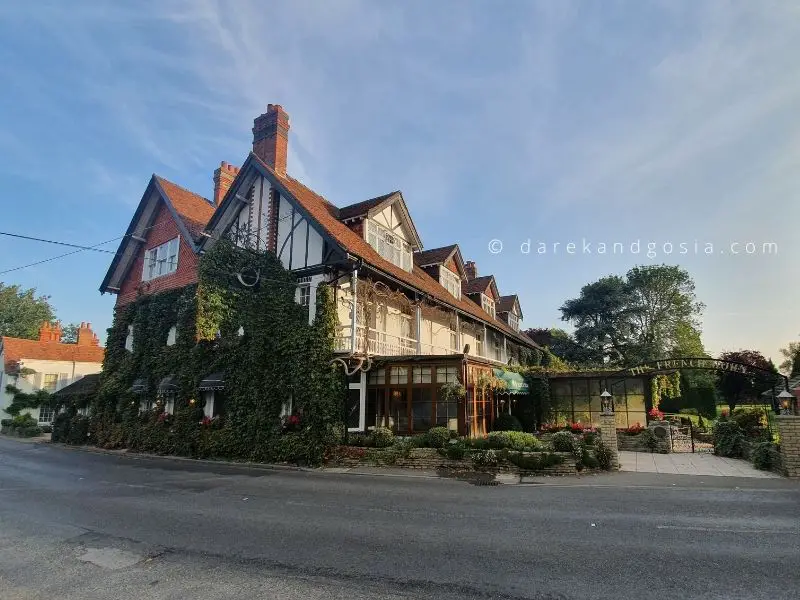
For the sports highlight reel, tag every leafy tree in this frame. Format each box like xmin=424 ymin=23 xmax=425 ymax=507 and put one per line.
xmin=715 ymin=349 xmax=778 ymax=414
xmin=778 ymin=341 xmax=800 ymax=377
xmin=560 ymin=265 xmax=704 ymax=366
xmin=524 ymin=327 xmax=602 ymax=365
xmin=0 ymin=283 xmax=56 ymax=339
xmin=60 ymin=323 xmax=79 ymax=344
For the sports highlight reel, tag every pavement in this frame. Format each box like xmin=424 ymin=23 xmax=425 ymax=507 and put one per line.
xmin=1 ymin=436 xmax=799 ymax=600
xmin=618 ymin=450 xmax=781 ymax=478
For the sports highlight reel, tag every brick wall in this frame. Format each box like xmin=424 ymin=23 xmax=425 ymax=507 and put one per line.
xmin=116 ymin=202 xmax=200 ymax=306
xmin=776 ymin=415 xmax=800 ymax=477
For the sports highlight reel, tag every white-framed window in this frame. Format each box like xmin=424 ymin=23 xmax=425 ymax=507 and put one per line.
xmin=42 ymin=374 xmax=59 ymax=392
xmin=166 ymin=325 xmax=177 ymax=346
xmin=297 ymin=276 xmax=311 ymax=307
xmin=366 ymin=220 xmax=412 ymax=272
xmin=449 ymin=325 xmax=458 ymax=351
xmin=481 ymin=294 xmax=495 ymax=318
xmin=439 ymin=268 xmax=461 ymax=299
xmin=142 ymin=237 xmax=180 ymax=281
xmin=38 ymin=405 xmax=54 ymax=424
xmin=368 ymin=368 xmax=385 ymax=384
xmin=412 ymin=367 xmax=432 ymax=383
xmin=125 ymin=325 xmax=134 ymax=352
xmin=476 ymin=333 xmax=483 ymax=357
xmin=202 ymin=390 xmax=215 ymax=419
xmin=436 ymin=366 xmax=459 ymax=383
xmin=493 ymin=334 xmax=502 ymax=361
xmin=508 ymin=312 xmax=519 ymax=332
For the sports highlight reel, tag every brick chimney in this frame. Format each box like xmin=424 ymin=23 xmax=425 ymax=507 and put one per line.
xmin=77 ymin=322 xmax=100 ymax=347
xmin=464 ymin=261 xmax=478 ymax=281
xmin=38 ymin=322 xmax=52 ymax=342
xmin=252 ymin=104 xmax=290 ymax=175
xmin=213 ymin=161 xmax=240 ymax=205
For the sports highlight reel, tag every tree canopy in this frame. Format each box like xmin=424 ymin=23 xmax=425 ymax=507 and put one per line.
xmin=715 ymin=349 xmax=778 ymax=413
xmin=559 ymin=265 xmax=704 ymax=366
xmin=778 ymin=341 xmax=800 ymax=377
xmin=0 ymin=283 xmax=56 ymax=340
xmin=524 ymin=327 xmax=602 ymax=366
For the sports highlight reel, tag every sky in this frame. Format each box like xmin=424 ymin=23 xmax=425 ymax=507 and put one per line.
xmin=0 ymin=0 xmax=798 ymax=362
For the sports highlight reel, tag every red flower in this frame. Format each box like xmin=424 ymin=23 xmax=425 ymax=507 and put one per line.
xmin=200 ymin=416 xmax=212 ymax=426
xmin=648 ymin=408 xmax=664 ymax=420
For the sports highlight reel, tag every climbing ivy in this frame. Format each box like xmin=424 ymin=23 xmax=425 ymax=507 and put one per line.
xmin=650 ymin=372 xmax=681 ymax=410
xmin=76 ymin=239 xmax=343 ymax=465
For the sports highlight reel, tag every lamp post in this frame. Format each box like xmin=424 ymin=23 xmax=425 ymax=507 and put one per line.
xmin=777 ymin=390 xmax=794 ymax=416
xmin=600 ymin=389 xmax=613 ymax=415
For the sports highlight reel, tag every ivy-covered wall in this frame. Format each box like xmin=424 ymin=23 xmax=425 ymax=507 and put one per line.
xmin=83 ymin=240 xmax=343 ymax=465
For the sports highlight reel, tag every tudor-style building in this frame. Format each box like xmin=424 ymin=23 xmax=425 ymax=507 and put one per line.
xmin=100 ymin=103 xmax=539 ymax=438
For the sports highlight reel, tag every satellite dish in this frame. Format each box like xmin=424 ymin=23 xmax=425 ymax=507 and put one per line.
xmin=463 ymin=344 xmax=470 ymax=355
xmin=236 ymin=267 xmax=260 ymax=287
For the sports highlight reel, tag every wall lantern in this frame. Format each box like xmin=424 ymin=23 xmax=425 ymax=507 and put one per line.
xmin=777 ymin=390 xmax=794 ymax=415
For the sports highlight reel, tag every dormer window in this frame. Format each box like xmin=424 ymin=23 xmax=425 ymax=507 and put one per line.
xmin=439 ymin=267 xmax=461 ymax=299
xmin=508 ymin=312 xmax=519 ymax=332
xmin=366 ymin=220 xmax=412 ymax=272
xmin=481 ymin=294 xmax=495 ymax=318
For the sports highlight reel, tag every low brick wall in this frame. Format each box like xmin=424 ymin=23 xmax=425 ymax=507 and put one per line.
xmin=329 ymin=447 xmax=585 ymax=475
xmin=616 ymin=430 xmax=670 ymax=454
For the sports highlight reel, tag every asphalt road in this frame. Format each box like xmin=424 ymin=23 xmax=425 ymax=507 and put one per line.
xmin=1 ymin=437 xmax=799 ymax=600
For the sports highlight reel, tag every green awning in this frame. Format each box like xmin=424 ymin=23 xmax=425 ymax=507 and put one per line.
xmin=492 ymin=369 xmax=529 ymax=394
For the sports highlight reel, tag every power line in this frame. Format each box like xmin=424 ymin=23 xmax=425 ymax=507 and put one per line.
xmin=0 ymin=236 xmax=125 ymax=276
xmin=0 ymin=231 xmax=117 ymax=254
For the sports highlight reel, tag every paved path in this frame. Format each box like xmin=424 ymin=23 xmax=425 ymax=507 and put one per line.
xmin=619 ymin=450 xmax=780 ymax=478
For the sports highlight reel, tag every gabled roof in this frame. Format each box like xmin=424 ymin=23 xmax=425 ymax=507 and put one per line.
xmin=1 ymin=336 xmax=104 ymax=373
xmin=337 ymin=192 xmax=397 ymax=220
xmin=100 ymin=175 xmax=216 ymax=293
xmin=413 ymin=244 xmax=467 ymax=277
xmin=497 ymin=295 xmax=523 ymax=319
xmin=52 ymin=373 xmax=101 ymax=398
xmin=203 ymin=153 xmax=537 ymax=350
xmin=462 ymin=275 xmax=499 ymax=299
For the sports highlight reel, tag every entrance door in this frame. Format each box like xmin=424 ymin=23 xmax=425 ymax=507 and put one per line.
xmin=389 ymin=389 xmax=409 ymax=434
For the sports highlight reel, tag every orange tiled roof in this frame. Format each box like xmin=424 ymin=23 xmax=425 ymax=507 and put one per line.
xmin=2 ymin=337 xmax=105 ymax=373
xmin=251 ymin=155 xmax=537 ymax=350
xmin=155 ymin=176 xmax=216 ymax=240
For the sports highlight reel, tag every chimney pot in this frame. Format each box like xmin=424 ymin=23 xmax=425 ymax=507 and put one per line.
xmin=464 ymin=261 xmax=478 ymax=280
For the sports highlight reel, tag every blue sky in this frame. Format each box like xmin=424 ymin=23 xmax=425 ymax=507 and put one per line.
xmin=0 ymin=0 xmax=798 ymax=361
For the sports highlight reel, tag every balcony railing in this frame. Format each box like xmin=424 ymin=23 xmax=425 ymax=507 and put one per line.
xmin=334 ymin=326 xmax=460 ymax=357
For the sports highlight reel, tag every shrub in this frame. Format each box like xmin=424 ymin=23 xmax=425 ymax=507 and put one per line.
xmin=370 ymin=427 xmax=394 ymax=448
xmin=751 ymin=441 xmax=780 ymax=471
xmin=347 ymin=432 xmax=373 ymax=447
xmin=51 ymin=412 xmax=72 ymax=443
xmin=18 ymin=426 xmax=43 ymax=437
xmin=425 ymin=426 xmax=451 ymax=448
xmin=507 ymin=451 xmax=564 ymax=471
xmin=439 ymin=439 xmax=467 ymax=460
xmin=594 ymin=442 xmax=614 ymax=470
xmin=40 ymin=425 xmax=53 ymax=434
xmin=551 ymin=431 xmax=576 ymax=453
xmin=506 ymin=431 xmax=541 ymax=451
xmin=470 ymin=449 xmax=499 ymax=469
xmin=731 ymin=409 xmax=765 ymax=439
xmin=468 ymin=437 xmax=489 ymax=450
xmin=713 ymin=420 xmax=748 ymax=458
xmin=492 ymin=414 xmax=522 ymax=431
xmin=487 ymin=431 xmax=511 ymax=449
xmin=578 ymin=447 xmax=599 ymax=470
xmin=679 ymin=408 xmax=699 ymax=416
xmin=12 ymin=413 xmax=37 ymax=428
xmin=639 ymin=428 xmax=659 ymax=452
xmin=66 ymin=417 xmax=90 ymax=445
xmin=582 ymin=431 xmax=598 ymax=446
xmin=1 ymin=418 xmax=12 ymax=427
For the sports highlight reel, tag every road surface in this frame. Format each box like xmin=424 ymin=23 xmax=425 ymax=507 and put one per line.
xmin=1 ymin=437 xmax=798 ymax=599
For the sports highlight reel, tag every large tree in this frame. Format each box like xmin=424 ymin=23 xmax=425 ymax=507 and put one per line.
xmin=0 ymin=283 xmax=56 ymax=340
xmin=525 ymin=327 xmax=603 ymax=366
xmin=560 ymin=265 xmax=704 ymax=366
xmin=715 ymin=349 xmax=778 ymax=414
xmin=778 ymin=341 xmax=800 ymax=377
xmin=60 ymin=323 xmax=79 ymax=344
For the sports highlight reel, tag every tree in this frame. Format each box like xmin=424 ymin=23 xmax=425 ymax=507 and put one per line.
xmin=715 ymin=349 xmax=778 ymax=414
xmin=524 ymin=327 xmax=603 ymax=365
xmin=60 ymin=323 xmax=79 ymax=344
xmin=0 ymin=283 xmax=56 ymax=340
xmin=560 ymin=265 xmax=704 ymax=366
xmin=778 ymin=342 xmax=800 ymax=377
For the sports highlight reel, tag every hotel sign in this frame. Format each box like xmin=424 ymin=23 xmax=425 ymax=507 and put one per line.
xmin=627 ymin=358 xmax=753 ymax=376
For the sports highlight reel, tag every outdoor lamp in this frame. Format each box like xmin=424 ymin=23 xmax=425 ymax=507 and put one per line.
xmin=600 ymin=390 xmax=613 ymax=415
xmin=777 ymin=390 xmax=793 ymax=415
